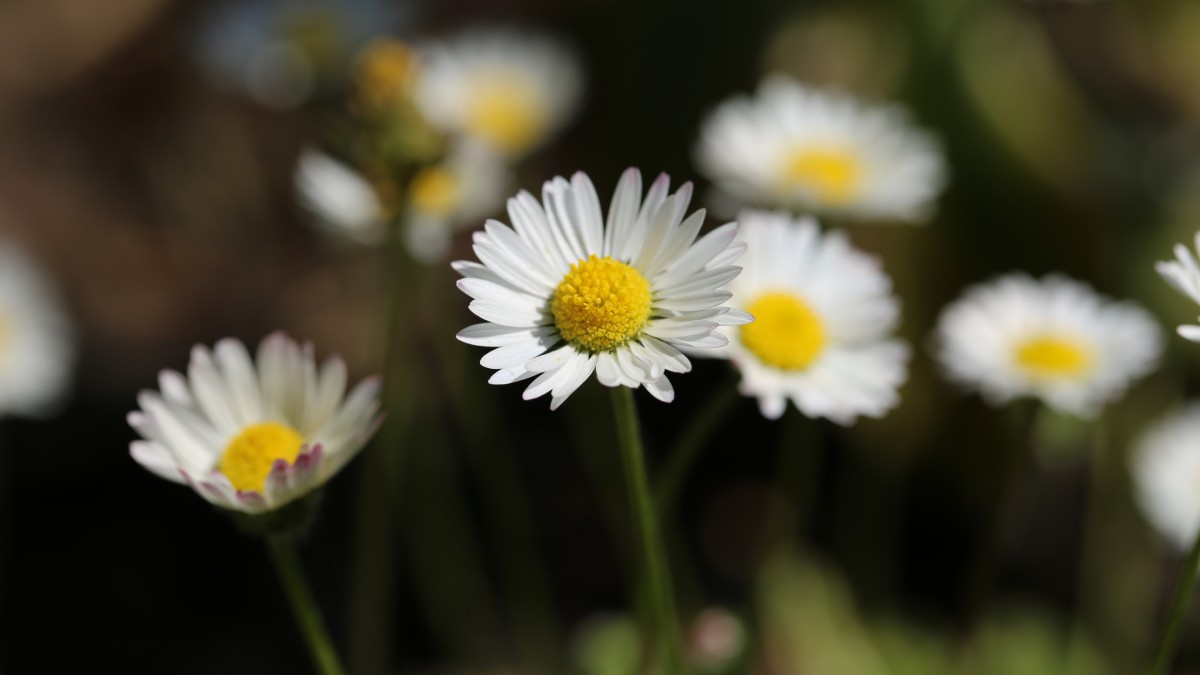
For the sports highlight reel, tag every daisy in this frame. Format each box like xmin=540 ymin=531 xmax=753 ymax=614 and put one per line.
xmin=294 ymin=148 xmax=388 ymax=245
xmin=1155 ymin=232 xmax=1200 ymax=342
xmin=695 ymin=75 xmax=945 ymax=221
xmin=455 ymin=169 xmax=752 ymax=409
xmin=128 ymin=333 xmax=383 ymax=514
xmin=403 ymin=139 xmax=512 ymax=263
xmin=0 ymin=240 xmax=73 ymax=417
xmin=1131 ymin=404 xmax=1200 ymax=550
xmin=934 ymin=274 xmax=1162 ymax=417
xmin=706 ymin=211 xmax=908 ymax=423
xmin=414 ymin=29 xmax=582 ymax=158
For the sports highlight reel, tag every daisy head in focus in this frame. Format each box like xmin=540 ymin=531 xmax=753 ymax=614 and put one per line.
xmin=1131 ymin=404 xmax=1200 ymax=550
xmin=934 ymin=274 xmax=1162 ymax=417
xmin=414 ymin=28 xmax=582 ymax=158
xmin=0 ymin=240 xmax=73 ymax=417
xmin=129 ymin=333 xmax=383 ymax=514
xmin=704 ymin=211 xmax=909 ymax=423
xmin=454 ymin=169 xmax=752 ymax=409
xmin=695 ymin=75 xmax=945 ymax=222
xmin=1155 ymin=232 xmax=1200 ymax=342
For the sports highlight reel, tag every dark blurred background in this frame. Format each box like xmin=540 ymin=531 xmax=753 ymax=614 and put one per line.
xmin=3 ymin=0 xmax=1200 ymax=673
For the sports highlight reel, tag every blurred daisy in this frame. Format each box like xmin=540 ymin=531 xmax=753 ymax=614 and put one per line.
xmin=1156 ymin=232 xmax=1200 ymax=342
xmin=1131 ymin=404 xmax=1200 ymax=550
xmin=295 ymin=148 xmax=388 ymax=245
xmin=193 ymin=0 xmax=407 ymax=109
xmin=0 ymin=241 xmax=73 ymax=417
xmin=129 ymin=333 xmax=382 ymax=514
xmin=455 ymin=169 xmax=751 ymax=409
xmin=414 ymin=29 xmax=582 ymax=157
xmin=404 ymin=139 xmax=512 ymax=263
xmin=695 ymin=76 xmax=945 ymax=221
xmin=708 ymin=212 xmax=908 ymax=423
xmin=934 ymin=274 xmax=1161 ymax=417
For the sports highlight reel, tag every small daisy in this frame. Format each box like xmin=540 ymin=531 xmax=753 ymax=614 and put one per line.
xmin=403 ymin=139 xmax=512 ymax=263
xmin=455 ymin=169 xmax=752 ymax=409
xmin=1131 ymin=404 xmax=1200 ymax=550
xmin=295 ymin=148 xmax=388 ymax=245
xmin=934 ymin=274 xmax=1162 ymax=417
xmin=706 ymin=211 xmax=908 ymax=423
xmin=414 ymin=29 xmax=582 ymax=158
xmin=695 ymin=75 xmax=945 ymax=221
xmin=1155 ymin=232 xmax=1200 ymax=342
xmin=0 ymin=240 xmax=73 ymax=417
xmin=129 ymin=333 xmax=382 ymax=514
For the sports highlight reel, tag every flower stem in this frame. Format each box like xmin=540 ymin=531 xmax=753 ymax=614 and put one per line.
xmin=1147 ymin=530 xmax=1200 ymax=675
xmin=610 ymin=386 xmax=684 ymax=674
xmin=267 ymin=533 xmax=348 ymax=675
xmin=656 ymin=381 xmax=739 ymax=518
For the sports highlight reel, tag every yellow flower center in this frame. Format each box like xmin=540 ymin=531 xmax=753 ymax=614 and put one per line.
xmin=410 ymin=166 xmax=459 ymax=216
xmin=467 ymin=76 xmax=548 ymax=155
xmin=218 ymin=422 xmax=305 ymax=493
xmin=355 ymin=39 xmax=416 ymax=109
xmin=1015 ymin=336 xmax=1091 ymax=378
xmin=552 ymin=255 xmax=652 ymax=353
xmin=740 ymin=291 xmax=826 ymax=370
xmin=782 ymin=147 xmax=863 ymax=206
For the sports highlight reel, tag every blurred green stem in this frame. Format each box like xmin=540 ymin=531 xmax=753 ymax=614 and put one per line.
xmin=267 ymin=533 xmax=348 ymax=675
xmin=656 ymin=380 xmax=739 ymax=518
xmin=611 ymin=386 xmax=684 ymax=675
xmin=1147 ymin=530 xmax=1200 ymax=675
xmin=762 ymin=408 xmax=820 ymax=552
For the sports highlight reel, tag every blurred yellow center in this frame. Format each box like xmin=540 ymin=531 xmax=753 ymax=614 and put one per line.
xmin=552 ymin=255 xmax=652 ymax=352
xmin=783 ymin=147 xmax=862 ymax=205
xmin=1015 ymin=336 xmax=1091 ymax=378
xmin=741 ymin=292 xmax=826 ymax=370
xmin=219 ymin=422 xmax=304 ymax=493
xmin=410 ymin=166 xmax=459 ymax=216
xmin=355 ymin=39 xmax=416 ymax=109
xmin=468 ymin=78 xmax=547 ymax=154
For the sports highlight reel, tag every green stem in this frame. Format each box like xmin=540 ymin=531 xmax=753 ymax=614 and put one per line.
xmin=267 ymin=533 xmax=348 ymax=675
xmin=610 ymin=386 xmax=684 ymax=675
xmin=1147 ymin=532 xmax=1200 ymax=675
xmin=656 ymin=382 xmax=739 ymax=518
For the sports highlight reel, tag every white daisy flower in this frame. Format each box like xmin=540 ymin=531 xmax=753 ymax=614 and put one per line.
xmin=128 ymin=333 xmax=383 ymax=514
xmin=403 ymin=139 xmax=513 ymax=263
xmin=934 ymin=274 xmax=1162 ymax=417
xmin=1155 ymin=232 xmax=1200 ymax=342
xmin=1131 ymin=404 xmax=1200 ymax=550
xmin=0 ymin=240 xmax=73 ymax=417
xmin=455 ymin=169 xmax=752 ymax=409
xmin=706 ymin=211 xmax=908 ymax=423
xmin=295 ymin=148 xmax=388 ymax=245
xmin=695 ymin=75 xmax=945 ymax=222
xmin=414 ymin=29 xmax=582 ymax=158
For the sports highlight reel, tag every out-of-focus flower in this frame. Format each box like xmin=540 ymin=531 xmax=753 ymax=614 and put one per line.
xmin=414 ymin=29 xmax=583 ymax=158
xmin=934 ymin=274 xmax=1161 ymax=417
xmin=1156 ymin=232 xmax=1200 ymax=342
xmin=695 ymin=76 xmax=945 ymax=222
xmin=403 ymin=139 xmax=512 ymax=263
xmin=295 ymin=148 xmax=389 ymax=245
xmin=1131 ymin=404 xmax=1200 ymax=551
xmin=193 ymin=0 xmax=407 ymax=109
xmin=353 ymin=37 xmax=417 ymax=113
xmin=688 ymin=607 xmax=748 ymax=673
xmin=706 ymin=211 xmax=908 ymax=423
xmin=455 ymin=169 xmax=751 ymax=409
xmin=0 ymin=240 xmax=73 ymax=417
xmin=128 ymin=333 xmax=382 ymax=514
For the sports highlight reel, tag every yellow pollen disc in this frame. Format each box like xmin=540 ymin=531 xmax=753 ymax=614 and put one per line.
xmin=740 ymin=291 xmax=826 ymax=370
xmin=355 ymin=39 xmax=417 ymax=109
xmin=782 ymin=147 xmax=863 ymax=206
xmin=1015 ymin=336 xmax=1091 ymax=378
xmin=409 ymin=166 xmax=459 ymax=216
xmin=467 ymin=77 xmax=548 ymax=155
xmin=218 ymin=422 xmax=305 ymax=493
xmin=552 ymin=255 xmax=652 ymax=353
